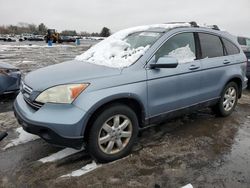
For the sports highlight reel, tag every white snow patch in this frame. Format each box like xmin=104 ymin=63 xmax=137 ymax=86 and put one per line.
xmin=182 ymin=184 xmax=193 ymax=188
xmin=38 ymin=148 xmax=83 ymax=163
xmin=168 ymin=44 xmax=195 ymax=63
xmin=76 ymin=23 xmax=190 ymax=68
xmin=0 ymin=44 xmax=75 ymax=49
xmin=61 ymin=161 xmax=101 ymax=177
xmin=3 ymin=127 xmax=39 ymax=150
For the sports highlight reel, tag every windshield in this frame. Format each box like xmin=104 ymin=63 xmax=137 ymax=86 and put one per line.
xmin=75 ymin=31 xmax=161 ymax=68
xmin=75 ymin=23 xmax=191 ymax=68
xmin=125 ymin=32 xmax=161 ymax=49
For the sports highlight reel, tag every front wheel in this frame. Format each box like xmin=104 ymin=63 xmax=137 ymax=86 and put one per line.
xmin=87 ymin=104 xmax=139 ymax=163
xmin=213 ymin=82 xmax=239 ymax=117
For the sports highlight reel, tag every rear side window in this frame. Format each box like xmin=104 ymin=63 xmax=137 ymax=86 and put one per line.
xmin=199 ymin=33 xmax=224 ymax=58
xmin=221 ymin=38 xmax=240 ymax=55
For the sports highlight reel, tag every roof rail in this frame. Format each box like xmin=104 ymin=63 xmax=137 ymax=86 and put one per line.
xmin=211 ymin=25 xmax=220 ymax=30
xmin=164 ymin=21 xmax=220 ymax=31
xmin=206 ymin=25 xmax=220 ymax=31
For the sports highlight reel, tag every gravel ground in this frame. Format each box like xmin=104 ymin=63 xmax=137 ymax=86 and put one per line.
xmin=0 ymin=41 xmax=250 ymax=188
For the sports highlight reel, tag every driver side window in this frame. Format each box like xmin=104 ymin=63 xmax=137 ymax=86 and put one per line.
xmin=155 ymin=32 xmax=196 ymax=64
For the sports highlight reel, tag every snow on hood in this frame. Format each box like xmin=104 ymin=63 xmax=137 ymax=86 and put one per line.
xmin=168 ymin=44 xmax=196 ymax=63
xmin=76 ymin=23 xmax=190 ymax=68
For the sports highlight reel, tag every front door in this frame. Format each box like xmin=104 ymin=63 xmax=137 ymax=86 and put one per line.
xmin=147 ymin=32 xmax=202 ymax=118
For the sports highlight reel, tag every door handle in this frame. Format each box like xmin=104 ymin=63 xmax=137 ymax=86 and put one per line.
xmin=223 ymin=60 xmax=231 ymax=65
xmin=189 ymin=65 xmax=200 ymax=70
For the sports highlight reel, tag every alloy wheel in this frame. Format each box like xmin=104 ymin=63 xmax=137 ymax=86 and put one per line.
xmin=223 ymin=86 xmax=236 ymax=111
xmin=98 ymin=115 xmax=133 ymax=155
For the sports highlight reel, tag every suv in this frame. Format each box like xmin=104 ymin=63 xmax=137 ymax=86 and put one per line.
xmin=14 ymin=22 xmax=248 ymax=162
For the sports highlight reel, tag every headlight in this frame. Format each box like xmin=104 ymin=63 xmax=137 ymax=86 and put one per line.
xmin=35 ymin=83 xmax=89 ymax=104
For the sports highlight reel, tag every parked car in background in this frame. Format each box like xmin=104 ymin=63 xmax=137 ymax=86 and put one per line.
xmin=238 ymin=36 xmax=250 ymax=51
xmin=0 ymin=62 xmax=21 ymax=95
xmin=0 ymin=35 xmax=6 ymax=41
xmin=244 ymin=51 xmax=250 ymax=81
xmin=14 ymin=22 xmax=248 ymax=163
xmin=4 ymin=36 xmax=17 ymax=42
xmin=27 ymin=35 xmax=44 ymax=41
xmin=59 ymin=36 xmax=76 ymax=43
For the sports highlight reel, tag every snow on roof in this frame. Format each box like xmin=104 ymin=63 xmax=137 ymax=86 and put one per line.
xmin=75 ymin=23 xmax=191 ymax=68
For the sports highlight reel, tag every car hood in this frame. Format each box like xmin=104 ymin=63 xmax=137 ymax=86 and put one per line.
xmin=24 ymin=60 xmax=122 ymax=91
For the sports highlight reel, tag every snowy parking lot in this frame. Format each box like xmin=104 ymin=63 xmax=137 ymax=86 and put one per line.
xmin=0 ymin=41 xmax=250 ymax=187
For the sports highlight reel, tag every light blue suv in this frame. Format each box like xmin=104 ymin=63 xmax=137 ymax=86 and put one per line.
xmin=14 ymin=22 xmax=248 ymax=162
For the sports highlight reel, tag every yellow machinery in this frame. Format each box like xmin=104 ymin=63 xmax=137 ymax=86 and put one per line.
xmin=45 ymin=29 xmax=61 ymax=43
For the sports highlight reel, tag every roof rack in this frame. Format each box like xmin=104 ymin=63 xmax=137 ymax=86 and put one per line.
xmin=208 ymin=25 xmax=220 ymax=31
xmin=164 ymin=21 xmax=220 ymax=31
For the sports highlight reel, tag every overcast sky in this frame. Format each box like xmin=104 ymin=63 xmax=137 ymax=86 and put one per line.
xmin=0 ymin=0 xmax=249 ymax=37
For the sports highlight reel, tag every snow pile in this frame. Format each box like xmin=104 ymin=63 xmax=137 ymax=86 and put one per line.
xmin=76 ymin=23 xmax=190 ymax=68
xmin=181 ymin=183 xmax=193 ymax=188
xmin=3 ymin=127 xmax=39 ymax=150
xmin=61 ymin=161 xmax=101 ymax=177
xmin=168 ymin=44 xmax=195 ymax=63
xmin=38 ymin=148 xmax=83 ymax=163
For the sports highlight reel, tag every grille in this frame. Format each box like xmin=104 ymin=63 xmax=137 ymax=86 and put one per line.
xmin=21 ymin=81 xmax=33 ymax=95
xmin=21 ymin=82 xmax=43 ymax=110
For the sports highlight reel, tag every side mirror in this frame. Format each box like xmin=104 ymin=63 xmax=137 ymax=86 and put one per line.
xmin=149 ymin=56 xmax=178 ymax=69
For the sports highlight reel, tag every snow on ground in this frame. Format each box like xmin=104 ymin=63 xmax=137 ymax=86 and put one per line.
xmin=76 ymin=23 xmax=190 ymax=68
xmin=3 ymin=127 xmax=39 ymax=150
xmin=38 ymin=148 xmax=83 ymax=163
xmin=182 ymin=183 xmax=193 ymax=188
xmin=60 ymin=161 xmax=101 ymax=177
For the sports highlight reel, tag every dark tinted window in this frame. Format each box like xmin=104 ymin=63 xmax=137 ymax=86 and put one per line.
xmin=237 ymin=37 xmax=246 ymax=45
xmin=199 ymin=33 xmax=224 ymax=58
xmin=245 ymin=52 xmax=250 ymax=58
xmin=222 ymin=38 xmax=240 ymax=55
xmin=155 ymin=32 xmax=196 ymax=63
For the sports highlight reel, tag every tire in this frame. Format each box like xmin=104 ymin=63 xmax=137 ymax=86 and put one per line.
xmin=86 ymin=104 xmax=139 ymax=163
xmin=213 ymin=82 xmax=239 ymax=117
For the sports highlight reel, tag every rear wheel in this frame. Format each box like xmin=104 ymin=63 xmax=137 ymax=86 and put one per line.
xmin=213 ymin=82 xmax=239 ymax=117
xmin=87 ymin=104 xmax=139 ymax=163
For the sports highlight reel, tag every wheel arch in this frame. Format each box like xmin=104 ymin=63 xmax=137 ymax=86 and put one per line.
xmin=224 ymin=76 xmax=243 ymax=98
xmin=82 ymin=95 xmax=147 ymax=139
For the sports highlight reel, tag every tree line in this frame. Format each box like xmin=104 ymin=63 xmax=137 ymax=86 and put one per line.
xmin=0 ymin=23 xmax=111 ymax=37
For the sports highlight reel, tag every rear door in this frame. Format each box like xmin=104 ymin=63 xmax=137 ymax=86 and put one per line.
xmin=198 ymin=32 xmax=230 ymax=101
xmin=147 ymin=32 xmax=203 ymax=117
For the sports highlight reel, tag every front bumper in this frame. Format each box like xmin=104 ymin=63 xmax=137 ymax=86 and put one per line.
xmin=13 ymin=93 xmax=90 ymax=149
